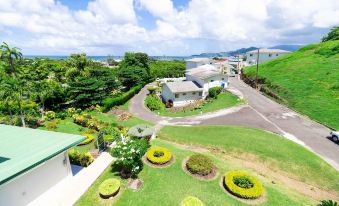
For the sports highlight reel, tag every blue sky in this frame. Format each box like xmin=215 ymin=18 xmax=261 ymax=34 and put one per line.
xmin=0 ymin=0 xmax=338 ymax=56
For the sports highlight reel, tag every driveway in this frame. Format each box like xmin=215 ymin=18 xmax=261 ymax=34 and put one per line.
xmin=129 ymin=80 xmax=339 ymax=170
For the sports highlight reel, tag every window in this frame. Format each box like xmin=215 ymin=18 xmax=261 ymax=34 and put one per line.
xmin=175 ymin=94 xmax=179 ymax=98
xmin=221 ymin=78 xmax=225 ymax=80
xmin=192 ymin=92 xmax=196 ymax=95
xmin=199 ymin=92 xmax=202 ymax=96
xmin=276 ymin=54 xmax=279 ymax=56
xmin=268 ymin=53 xmax=272 ymax=57
xmin=182 ymin=93 xmax=186 ymax=95
xmin=250 ymin=54 xmax=253 ymax=57
xmin=210 ymin=79 xmax=214 ymax=82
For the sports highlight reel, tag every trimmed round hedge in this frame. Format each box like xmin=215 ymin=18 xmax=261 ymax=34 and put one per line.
xmin=186 ymin=154 xmax=214 ymax=176
xmin=146 ymin=146 xmax=172 ymax=165
xmin=181 ymin=196 xmax=204 ymax=206
xmin=224 ymin=171 xmax=263 ymax=199
xmin=98 ymin=178 xmax=121 ymax=198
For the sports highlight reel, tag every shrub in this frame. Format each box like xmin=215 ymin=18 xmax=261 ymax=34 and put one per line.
xmin=186 ymin=154 xmax=214 ymax=176
xmin=181 ymin=196 xmax=204 ymax=206
xmin=318 ymin=200 xmax=338 ymax=206
xmin=145 ymin=95 xmax=164 ymax=111
xmin=224 ymin=171 xmax=263 ymax=199
xmin=103 ymin=85 xmax=142 ymax=111
xmin=128 ymin=124 xmax=154 ymax=139
xmin=98 ymin=178 xmax=121 ymax=198
xmin=45 ymin=111 xmax=56 ymax=120
xmin=68 ymin=149 xmax=94 ymax=167
xmin=208 ymin=86 xmax=222 ymax=99
xmin=111 ymin=138 xmax=149 ymax=177
xmin=147 ymin=87 xmax=158 ymax=94
xmin=146 ymin=146 xmax=172 ymax=165
xmin=78 ymin=133 xmax=95 ymax=146
xmin=56 ymin=111 xmax=67 ymax=120
xmin=45 ymin=120 xmax=58 ymax=130
xmin=67 ymin=107 xmax=77 ymax=116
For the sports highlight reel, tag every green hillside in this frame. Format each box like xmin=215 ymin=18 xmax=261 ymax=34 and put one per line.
xmin=244 ymin=40 xmax=339 ymax=129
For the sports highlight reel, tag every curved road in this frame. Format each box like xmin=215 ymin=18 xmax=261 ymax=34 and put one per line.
xmin=129 ymin=78 xmax=339 ymax=170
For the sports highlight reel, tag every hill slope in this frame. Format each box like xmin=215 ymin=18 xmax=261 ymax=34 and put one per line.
xmin=244 ymin=40 xmax=339 ymax=129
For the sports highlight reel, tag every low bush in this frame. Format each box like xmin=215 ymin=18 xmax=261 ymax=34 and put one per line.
xmin=78 ymin=133 xmax=95 ymax=146
xmin=98 ymin=178 xmax=121 ymax=198
xmin=181 ymin=196 xmax=204 ymax=206
xmin=45 ymin=119 xmax=59 ymax=130
xmin=208 ymin=86 xmax=222 ymax=99
xmin=318 ymin=200 xmax=338 ymax=206
xmin=146 ymin=146 xmax=172 ymax=165
xmin=45 ymin=111 xmax=56 ymax=120
xmin=145 ymin=95 xmax=164 ymax=111
xmin=224 ymin=171 xmax=263 ymax=199
xmin=68 ymin=149 xmax=94 ymax=167
xmin=186 ymin=154 xmax=214 ymax=176
xmin=147 ymin=87 xmax=158 ymax=94
xmin=103 ymin=85 xmax=142 ymax=111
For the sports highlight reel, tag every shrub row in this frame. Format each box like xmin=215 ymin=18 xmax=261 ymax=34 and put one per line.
xmin=146 ymin=146 xmax=172 ymax=165
xmin=68 ymin=149 xmax=94 ymax=167
xmin=224 ymin=171 xmax=263 ymax=199
xmin=186 ymin=154 xmax=214 ymax=176
xmin=72 ymin=113 xmax=108 ymax=131
xmin=103 ymin=85 xmax=142 ymax=111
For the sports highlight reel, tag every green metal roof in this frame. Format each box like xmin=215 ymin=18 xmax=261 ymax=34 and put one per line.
xmin=0 ymin=124 xmax=85 ymax=185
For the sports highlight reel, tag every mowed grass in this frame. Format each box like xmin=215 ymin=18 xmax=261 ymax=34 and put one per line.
xmin=76 ymin=139 xmax=312 ymax=206
xmin=158 ymin=125 xmax=339 ymax=192
xmin=156 ymin=92 xmax=242 ymax=117
xmin=244 ymin=40 xmax=339 ymax=129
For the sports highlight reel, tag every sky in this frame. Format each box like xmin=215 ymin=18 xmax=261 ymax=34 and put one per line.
xmin=0 ymin=0 xmax=338 ymax=56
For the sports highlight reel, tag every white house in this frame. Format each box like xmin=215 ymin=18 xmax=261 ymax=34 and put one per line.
xmin=245 ymin=48 xmax=290 ymax=65
xmin=0 ymin=125 xmax=84 ymax=206
xmin=186 ymin=58 xmax=213 ymax=70
xmin=161 ymin=64 xmax=228 ymax=106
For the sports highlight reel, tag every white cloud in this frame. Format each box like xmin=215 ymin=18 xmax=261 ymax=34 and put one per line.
xmin=0 ymin=0 xmax=338 ymax=55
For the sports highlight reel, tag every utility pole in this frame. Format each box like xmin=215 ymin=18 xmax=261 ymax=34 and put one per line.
xmin=255 ymin=48 xmax=260 ymax=90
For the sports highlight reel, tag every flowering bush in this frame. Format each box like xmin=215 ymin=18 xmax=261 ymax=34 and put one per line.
xmin=111 ymin=138 xmax=149 ymax=177
xmin=224 ymin=171 xmax=263 ymax=199
xmin=68 ymin=149 xmax=94 ymax=167
xmin=45 ymin=111 xmax=56 ymax=121
xmin=67 ymin=107 xmax=77 ymax=116
xmin=146 ymin=146 xmax=172 ymax=165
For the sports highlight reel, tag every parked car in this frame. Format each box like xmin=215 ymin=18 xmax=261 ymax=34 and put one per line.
xmin=330 ymin=131 xmax=339 ymax=142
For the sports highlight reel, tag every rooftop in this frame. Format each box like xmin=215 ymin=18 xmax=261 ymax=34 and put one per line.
xmin=186 ymin=58 xmax=211 ymax=62
xmin=186 ymin=65 xmax=223 ymax=79
xmin=0 ymin=124 xmax=84 ymax=185
xmin=247 ymin=48 xmax=290 ymax=54
xmin=164 ymin=81 xmax=203 ymax=93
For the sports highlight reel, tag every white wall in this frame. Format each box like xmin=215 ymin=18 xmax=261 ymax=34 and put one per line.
xmin=0 ymin=152 xmax=72 ymax=206
xmin=171 ymin=91 xmax=203 ymax=107
xmin=186 ymin=61 xmax=213 ymax=70
xmin=246 ymin=52 xmax=288 ymax=64
xmin=161 ymin=84 xmax=175 ymax=103
xmin=186 ymin=74 xmax=228 ymax=97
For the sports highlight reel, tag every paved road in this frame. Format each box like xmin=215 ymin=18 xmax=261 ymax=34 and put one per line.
xmin=129 ymin=79 xmax=339 ymax=170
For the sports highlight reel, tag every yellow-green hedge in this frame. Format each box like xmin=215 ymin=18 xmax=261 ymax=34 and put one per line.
xmin=98 ymin=178 xmax=120 ymax=198
xmin=224 ymin=171 xmax=263 ymax=199
xmin=181 ymin=196 xmax=204 ymax=206
xmin=146 ymin=146 xmax=172 ymax=165
xmin=78 ymin=133 xmax=94 ymax=146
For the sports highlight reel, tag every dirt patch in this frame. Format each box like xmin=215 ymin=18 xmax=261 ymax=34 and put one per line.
xmin=181 ymin=157 xmax=219 ymax=181
xmin=109 ymin=108 xmax=132 ymax=121
xmin=160 ymin=140 xmax=339 ymax=202
xmin=142 ymin=155 xmax=175 ymax=168
xmin=219 ymin=176 xmax=267 ymax=205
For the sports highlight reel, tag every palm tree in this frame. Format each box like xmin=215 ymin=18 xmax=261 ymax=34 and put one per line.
xmin=31 ymin=80 xmax=52 ymax=118
xmin=0 ymin=42 xmax=23 ymax=77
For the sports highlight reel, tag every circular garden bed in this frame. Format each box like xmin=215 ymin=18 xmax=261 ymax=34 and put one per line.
xmin=144 ymin=146 xmax=174 ymax=168
xmin=181 ymin=196 xmax=204 ymax=206
xmin=98 ymin=178 xmax=121 ymax=199
xmin=222 ymin=171 xmax=264 ymax=200
xmin=183 ymin=154 xmax=218 ymax=180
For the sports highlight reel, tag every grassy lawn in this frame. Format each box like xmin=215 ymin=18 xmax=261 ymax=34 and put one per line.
xmin=244 ymin=40 xmax=339 ymax=129
xmin=76 ymin=139 xmax=312 ymax=206
xmin=158 ymin=125 xmax=339 ymax=192
xmin=154 ymin=92 xmax=242 ymax=117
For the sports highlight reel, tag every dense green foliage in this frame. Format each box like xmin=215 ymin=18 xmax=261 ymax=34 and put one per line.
xmin=68 ymin=148 xmax=94 ymax=167
xmin=159 ymin=125 xmax=339 ymax=191
xmin=186 ymin=154 xmax=214 ymax=176
xmin=145 ymin=94 xmax=165 ymax=111
xmin=208 ymin=86 xmax=222 ymax=98
xmin=318 ymin=200 xmax=338 ymax=206
xmin=103 ymin=85 xmax=142 ymax=111
xmin=149 ymin=60 xmax=185 ymax=79
xmin=322 ymin=26 xmax=339 ymax=42
xmin=244 ymin=40 xmax=339 ymax=129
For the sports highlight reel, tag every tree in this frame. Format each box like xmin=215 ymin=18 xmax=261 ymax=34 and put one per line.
xmin=66 ymin=53 xmax=89 ymax=71
xmin=322 ymin=26 xmax=339 ymax=42
xmin=107 ymin=55 xmax=119 ymax=66
xmin=0 ymin=42 xmax=23 ymax=77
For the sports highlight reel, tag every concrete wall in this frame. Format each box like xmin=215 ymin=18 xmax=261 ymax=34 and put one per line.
xmin=186 ymin=61 xmax=213 ymax=70
xmin=186 ymin=74 xmax=228 ymax=97
xmin=172 ymin=91 xmax=203 ymax=107
xmin=0 ymin=152 xmax=72 ymax=206
xmin=161 ymin=84 xmax=175 ymax=103
xmin=246 ymin=52 xmax=288 ymax=64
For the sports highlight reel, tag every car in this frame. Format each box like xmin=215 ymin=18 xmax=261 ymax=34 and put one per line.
xmin=330 ymin=131 xmax=339 ymax=142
